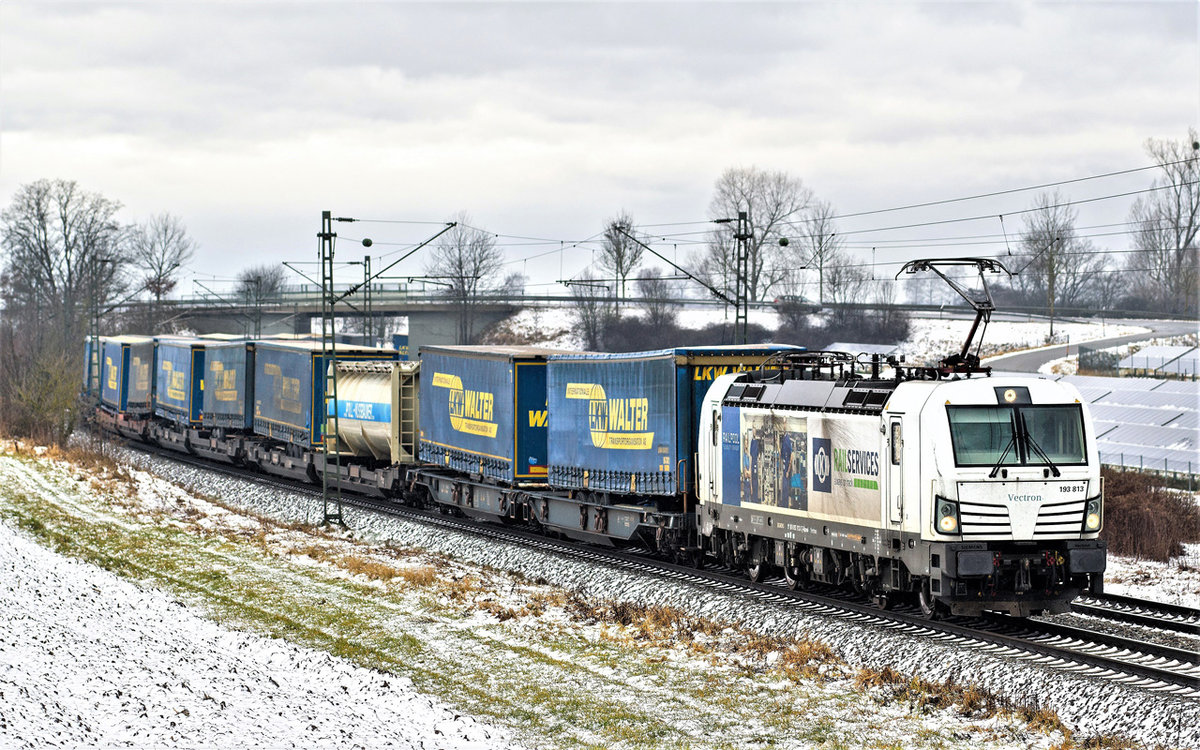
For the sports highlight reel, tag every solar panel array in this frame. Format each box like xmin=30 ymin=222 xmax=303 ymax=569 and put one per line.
xmin=1055 ymin=374 xmax=1200 ymax=475
xmin=1116 ymin=345 xmax=1200 ymax=379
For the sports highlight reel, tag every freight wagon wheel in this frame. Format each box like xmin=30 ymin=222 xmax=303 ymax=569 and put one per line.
xmin=917 ymin=578 xmax=943 ymax=621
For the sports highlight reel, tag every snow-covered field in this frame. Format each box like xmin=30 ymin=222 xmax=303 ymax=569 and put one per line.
xmin=1105 ymin=545 xmax=1200 ymax=606
xmin=0 ymin=514 xmax=511 ymax=750
xmin=2 ymin=444 xmax=1198 ymax=749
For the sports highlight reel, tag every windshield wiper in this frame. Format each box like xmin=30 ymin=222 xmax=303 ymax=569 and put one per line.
xmin=1019 ymin=411 xmax=1061 ymax=477
xmin=988 ymin=425 xmax=1017 ymax=478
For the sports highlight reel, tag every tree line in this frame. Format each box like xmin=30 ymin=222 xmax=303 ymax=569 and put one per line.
xmin=563 ymin=129 xmax=1198 ymax=352
xmin=0 ymin=179 xmax=199 ymax=441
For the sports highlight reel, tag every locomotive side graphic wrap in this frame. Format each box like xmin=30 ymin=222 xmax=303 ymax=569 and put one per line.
xmin=722 ymin=407 xmax=809 ymax=511
xmin=719 ymin=407 xmax=881 ymax=525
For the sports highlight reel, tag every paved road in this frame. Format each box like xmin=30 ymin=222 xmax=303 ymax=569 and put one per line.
xmin=984 ymin=318 xmax=1198 ymax=373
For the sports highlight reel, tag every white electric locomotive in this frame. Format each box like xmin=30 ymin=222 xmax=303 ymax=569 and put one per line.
xmin=696 ymin=258 xmax=1106 ymax=618
xmin=697 ymin=352 xmax=1105 ymax=617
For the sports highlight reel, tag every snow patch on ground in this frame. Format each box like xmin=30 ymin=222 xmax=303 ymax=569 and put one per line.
xmin=0 ymin=503 xmax=514 ymax=750
xmin=1038 ymin=355 xmax=1077 ymax=376
xmin=904 ymin=318 xmax=1148 ymax=366
xmin=1104 ymin=542 xmax=1200 ymax=608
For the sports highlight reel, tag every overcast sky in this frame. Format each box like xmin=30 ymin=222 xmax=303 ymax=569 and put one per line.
xmin=1 ymin=2 xmax=1196 ymax=296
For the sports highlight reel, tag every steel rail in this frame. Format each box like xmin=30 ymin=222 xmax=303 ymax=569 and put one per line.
xmin=1070 ymin=593 xmax=1200 ymax=636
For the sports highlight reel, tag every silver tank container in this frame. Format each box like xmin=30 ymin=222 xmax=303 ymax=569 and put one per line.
xmin=327 ymin=360 xmax=419 ymax=463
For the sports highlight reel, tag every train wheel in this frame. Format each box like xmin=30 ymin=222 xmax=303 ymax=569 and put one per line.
xmin=918 ymin=578 xmax=943 ymax=620
xmin=784 ymin=564 xmax=809 ymax=591
xmin=746 ymin=540 xmax=767 ymax=583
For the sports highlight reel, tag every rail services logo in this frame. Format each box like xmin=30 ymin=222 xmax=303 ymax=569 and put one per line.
xmin=565 ymin=382 xmax=653 ymax=450
xmin=431 ymin=372 xmax=498 ymax=438
xmin=812 ymin=437 xmax=832 ymax=493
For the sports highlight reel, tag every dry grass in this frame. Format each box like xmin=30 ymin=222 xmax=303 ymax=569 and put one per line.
xmin=395 ymin=565 xmax=438 ymax=587
xmin=1101 ymin=467 xmax=1200 ymax=561
xmin=855 ymin=666 xmax=1070 ymax=738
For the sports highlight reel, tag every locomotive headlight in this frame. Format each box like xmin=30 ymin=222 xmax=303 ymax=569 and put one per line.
xmin=1083 ymin=496 xmax=1103 ymax=532
xmin=935 ymin=496 xmax=960 ymax=535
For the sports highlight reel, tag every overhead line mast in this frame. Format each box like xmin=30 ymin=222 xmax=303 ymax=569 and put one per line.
xmin=318 ymin=211 xmax=345 ymax=527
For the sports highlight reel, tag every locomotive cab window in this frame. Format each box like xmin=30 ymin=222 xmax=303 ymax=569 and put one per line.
xmin=947 ymin=404 xmax=1086 ymax=467
xmin=1020 ymin=405 xmax=1086 ymax=465
xmin=890 ymin=422 xmax=902 ymax=465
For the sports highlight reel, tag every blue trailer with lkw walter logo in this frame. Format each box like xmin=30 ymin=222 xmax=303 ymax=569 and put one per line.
xmin=417 ymin=345 xmax=567 ymax=484
xmin=203 ymin=339 xmax=255 ymax=431
xmin=96 ymin=335 xmax=157 ymax=439
xmin=154 ymin=337 xmax=206 ymax=426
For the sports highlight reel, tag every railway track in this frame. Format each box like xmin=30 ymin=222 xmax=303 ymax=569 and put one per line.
xmin=134 ymin=444 xmax=1200 ymax=697
xmin=1070 ymin=592 xmax=1200 ymax=635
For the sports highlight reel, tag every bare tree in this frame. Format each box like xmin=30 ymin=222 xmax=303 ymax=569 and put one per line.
xmin=822 ymin=250 xmax=873 ymax=328
xmin=0 ymin=178 xmax=128 ymax=442
xmin=497 ymin=271 xmax=527 ymax=296
xmin=785 ymin=198 xmax=842 ymax=304
xmin=635 ymin=267 xmax=678 ymax=330
xmin=1091 ymin=259 xmax=1124 ymax=313
xmin=598 ymin=211 xmax=644 ymax=314
xmin=236 ymin=263 xmax=287 ymax=301
xmin=235 ymin=263 xmax=287 ymax=337
xmin=1 ymin=178 xmax=128 ymax=346
xmin=130 ymin=212 xmax=195 ymax=331
xmin=1014 ymin=191 xmax=1107 ymax=328
xmin=1126 ymin=128 xmax=1200 ymax=316
xmin=423 ymin=214 xmax=504 ymax=343
xmin=568 ymin=271 xmax=612 ymax=350
xmin=695 ymin=166 xmax=813 ymax=303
